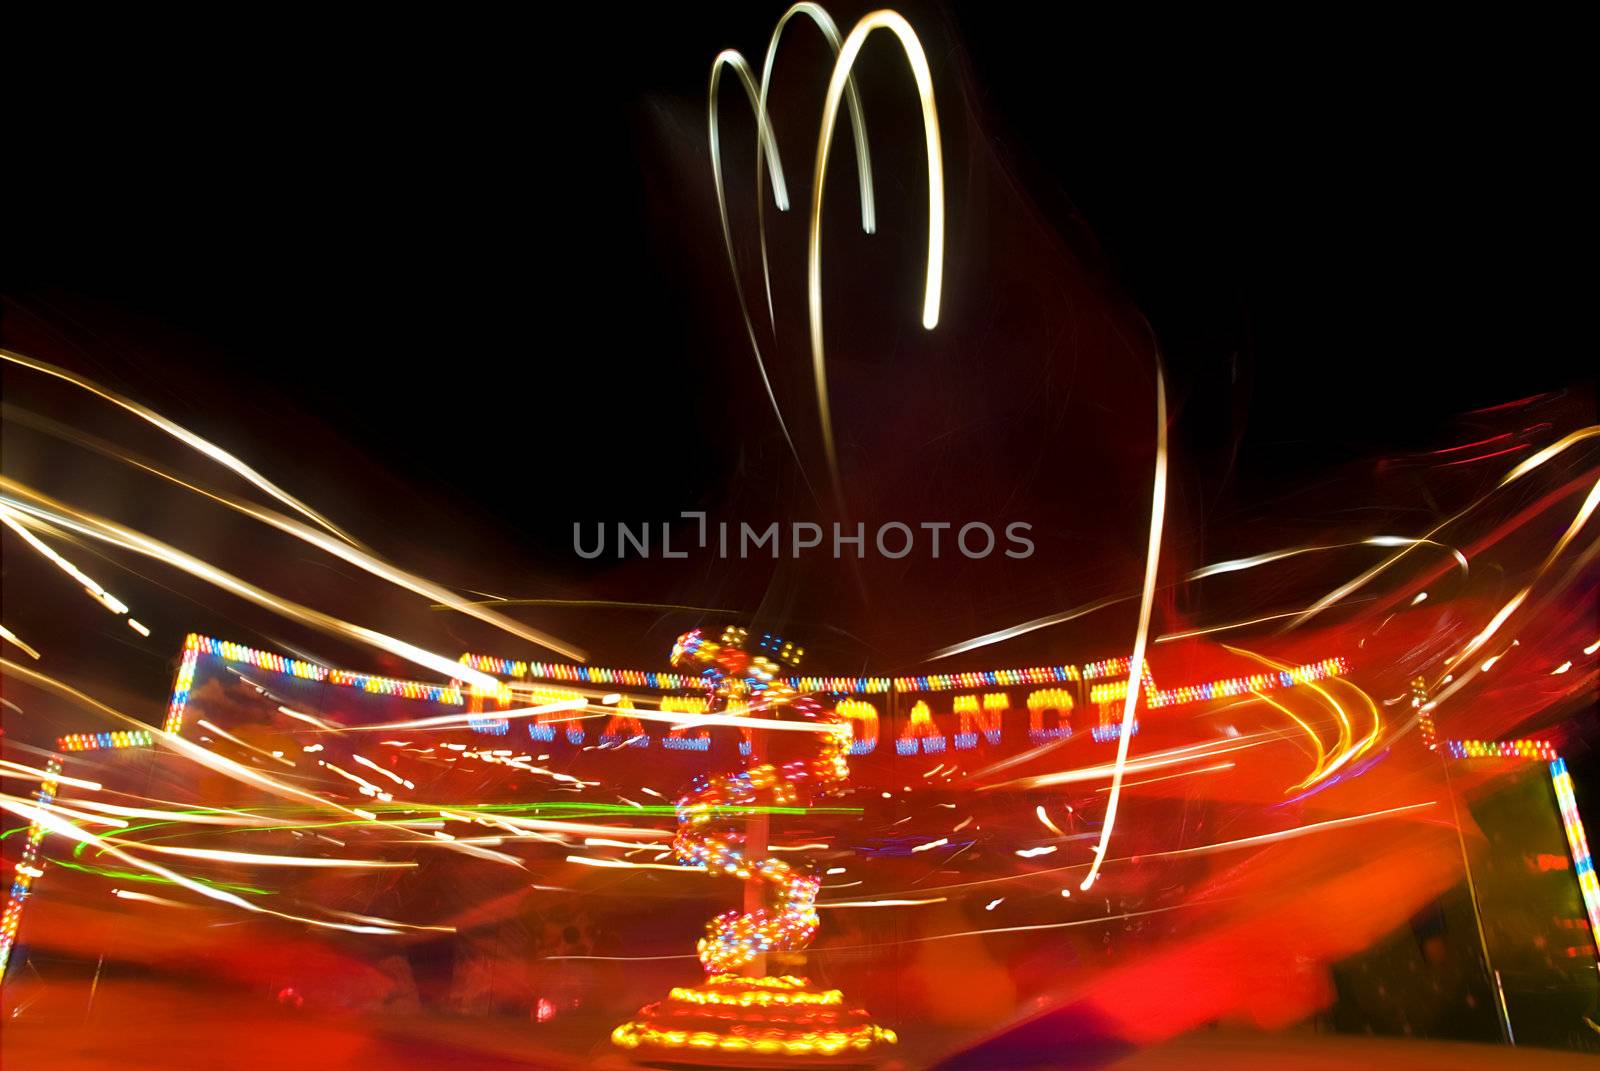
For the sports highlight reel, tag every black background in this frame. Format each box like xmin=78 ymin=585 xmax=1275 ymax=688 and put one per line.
xmin=3 ymin=3 xmax=1592 ymax=673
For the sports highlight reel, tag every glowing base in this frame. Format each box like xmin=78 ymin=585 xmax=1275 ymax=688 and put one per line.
xmin=611 ymin=974 xmax=896 ymax=1067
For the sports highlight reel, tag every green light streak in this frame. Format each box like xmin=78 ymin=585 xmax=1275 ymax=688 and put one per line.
xmin=48 ymin=857 xmax=277 ymax=896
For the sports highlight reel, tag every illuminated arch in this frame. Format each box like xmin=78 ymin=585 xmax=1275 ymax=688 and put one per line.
xmin=661 ymin=694 xmax=713 ymax=751
xmin=599 ymin=694 xmax=648 ymax=749
xmin=835 ymin=698 xmax=881 ymax=755
xmin=954 ymin=692 xmax=1007 ymax=749
xmin=1025 ymin=689 xmax=1074 ymax=744
xmin=895 ymin=699 xmax=946 ymax=755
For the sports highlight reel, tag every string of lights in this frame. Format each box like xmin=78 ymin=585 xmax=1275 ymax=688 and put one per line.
xmin=0 ymin=756 xmax=60 ymax=978
xmin=1550 ymin=758 xmax=1600 ymax=956
xmin=165 ymin=633 xmax=463 ymax=734
xmin=56 ymin=730 xmax=153 ymax=753
xmin=1445 ymin=739 xmax=1557 ymax=760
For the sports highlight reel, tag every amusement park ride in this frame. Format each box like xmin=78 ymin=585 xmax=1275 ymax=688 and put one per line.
xmin=2 ymin=4 xmax=1597 ymax=1069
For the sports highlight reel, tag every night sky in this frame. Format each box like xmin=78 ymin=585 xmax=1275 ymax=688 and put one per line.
xmin=3 ymin=4 xmax=1592 ymax=740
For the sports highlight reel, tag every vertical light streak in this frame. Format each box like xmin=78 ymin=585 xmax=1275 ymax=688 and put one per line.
xmin=1081 ymin=367 xmax=1166 ymax=892
xmin=708 ymin=4 xmax=880 ymax=501
xmin=808 ymin=9 xmax=943 ymax=508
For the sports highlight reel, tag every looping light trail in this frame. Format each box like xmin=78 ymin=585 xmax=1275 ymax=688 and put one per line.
xmin=808 ymin=9 xmax=944 ymax=510
xmin=708 ymin=4 xmax=878 ymax=503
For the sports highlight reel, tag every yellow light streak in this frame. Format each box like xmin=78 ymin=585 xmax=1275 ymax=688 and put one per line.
xmin=0 ymin=482 xmax=499 ymax=689
xmin=1082 ymin=366 xmax=1167 ymax=892
xmin=1445 ymin=476 xmax=1600 ymax=673
xmin=0 ymin=625 xmax=41 ymax=660
xmin=1 ymin=795 xmax=403 ymax=935
xmin=196 ymin=718 xmax=295 ymax=767
xmin=1289 ymin=425 xmax=1600 ymax=630
xmin=1 ymin=346 xmax=360 ymax=547
xmin=0 ymin=510 xmax=131 ymax=615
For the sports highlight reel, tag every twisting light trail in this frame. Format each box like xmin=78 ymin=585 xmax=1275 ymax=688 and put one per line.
xmin=1247 ymin=689 xmax=1328 ymax=787
xmin=1224 ymin=643 xmax=1381 ymax=789
xmin=709 ymin=47 xmax=812 ymax=488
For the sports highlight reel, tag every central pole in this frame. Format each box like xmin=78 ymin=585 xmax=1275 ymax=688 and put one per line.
xmin=743 ymin=727 xmax=770 ymax=978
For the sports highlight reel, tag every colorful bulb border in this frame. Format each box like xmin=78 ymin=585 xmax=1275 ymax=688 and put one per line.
xmin=1551 ymin=758 xmax=1600 ymax=957
xmin=165 ymin=633 xmax=463 ymax=734
xmin=1444 ymin=738 xmax=1557 ymax=761
xmin=56 ymin=730 xmax=154 ymax=753
xmin=461 ymin=649 xmax=1350 ymax=708
xmin=0 ymin=756 xmax=59 ymax=979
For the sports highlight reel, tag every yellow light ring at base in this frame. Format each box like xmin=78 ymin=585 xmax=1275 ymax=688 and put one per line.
xmin=613 ymin=974 xmax=897 ymax=1063
xmin=670 ymin=974 xmax=844 ymax=1007
xmin=611 ymin=1020 xmax=896 ymax=1059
